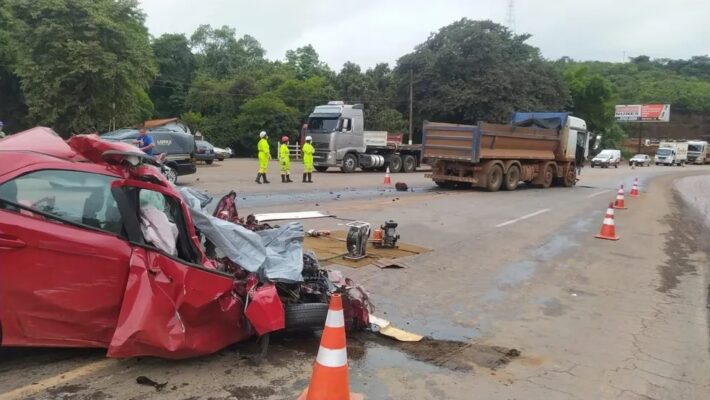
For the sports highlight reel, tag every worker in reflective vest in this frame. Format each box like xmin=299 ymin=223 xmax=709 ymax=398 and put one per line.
xmin=302 ymin=136 xmax=315 ymax=183
xmin=279 ymin=136 xmax=293 ymax=183
xmin=255 ymin=131 xmax=271 ymax=184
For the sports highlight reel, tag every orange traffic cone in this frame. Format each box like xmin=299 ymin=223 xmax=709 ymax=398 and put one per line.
xmin=595 ymin=202 xmax=620 ymax=241
xmin=630 ymin=179 xmax=640 ymax=197
xmin=613 ymin=184 xmax=627 ymax=209
xmin=383 ymin=167 xmax=391 ymax=185
xmin=298 ymin=294 xmax=363 ymax=400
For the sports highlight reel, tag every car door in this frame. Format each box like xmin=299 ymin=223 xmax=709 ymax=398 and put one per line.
xmin=107 ymin=185 xmax=248 ymax=358
xmin=0 ymin=169 xmax=132 ymax=348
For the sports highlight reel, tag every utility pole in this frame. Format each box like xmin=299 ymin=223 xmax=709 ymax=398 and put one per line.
xmin=408 ymin=69 xmax=413 ymax=145
xmin=506 ymin=0 xmax=516 ymax=32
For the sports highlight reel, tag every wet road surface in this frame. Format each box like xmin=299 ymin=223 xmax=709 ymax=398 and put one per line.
xmin=1 ymin=165 xmax=709 ymax=399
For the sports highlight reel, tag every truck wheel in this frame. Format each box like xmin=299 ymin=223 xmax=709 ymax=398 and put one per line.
xmin=541 ymin=164 xmax=554 ymax=188
xmin=402 ymin=155 xmax=416 ymax=173
xmin=315 ymin=166 xmax=329 ymax=172
xmin=388 ymin=155 xmax=403 ymax=173
xmin=485 ymin=165 xmax=503 ymax=192
xmin=341 ymin=153 xmax=358 ymax=173
xmin=284 ymin=303 xmax=329 ymax=330
xmin=562 ymin=167 xmax=577 ymax=187
xmin=503 ymin=165 xmax=520 ymax=191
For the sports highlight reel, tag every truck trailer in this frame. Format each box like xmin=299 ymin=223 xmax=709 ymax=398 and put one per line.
xmin=422 ymin=113 xmax=589 ymax=191
xmin=307 ymin=101 xmax=422 ymax=173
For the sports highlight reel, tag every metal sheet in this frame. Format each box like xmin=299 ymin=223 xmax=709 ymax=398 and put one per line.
xmin=254 ymin=211 xmax=332 ymax=222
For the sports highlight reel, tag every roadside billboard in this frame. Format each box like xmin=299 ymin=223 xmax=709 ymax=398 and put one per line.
xmin=615 ymin=104 xmax=671 ymax=122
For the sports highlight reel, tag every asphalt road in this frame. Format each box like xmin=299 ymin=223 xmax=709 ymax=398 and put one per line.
xmin=1 ymin=162 xmax=708 ymax=400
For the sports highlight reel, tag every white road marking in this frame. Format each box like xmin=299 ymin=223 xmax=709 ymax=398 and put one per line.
xmin=587 ymin=190 xmax=611 ymax=198
xmin=496 ymin=208 xmax=550 ymax=228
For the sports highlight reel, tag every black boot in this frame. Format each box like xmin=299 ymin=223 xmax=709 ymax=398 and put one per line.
xmin=281 ymin=174 xmax=286 ymax=183
xmin=263 ymin=174 xmax=270 ymax=184
xmin=302 ymin=173 xmax=307 ymax=183
xmin=255 ymin=173 xmax=262 ymax=184
xmin=307 ymin=173 xmax=313 ymax=183
xmin=286 ymin=174 xmax=293 ymax=183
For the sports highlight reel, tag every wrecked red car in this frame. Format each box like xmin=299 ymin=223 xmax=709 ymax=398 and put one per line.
xmin=0 ymin=127 xmax=368 ymax=359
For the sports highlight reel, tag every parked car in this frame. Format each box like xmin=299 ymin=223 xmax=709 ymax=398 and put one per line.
xmin=101 ymin=127 xmax=196 ymax=184
xmin=0 ymin=127 xmax=368 ymax=359
xmin=629 ymin=154 xmax=651 ymax=167
xmin=590 ymin=149 xmax=621 ymax=168
xmin=195 ymin=140 xmax=216 ymax=164
xmin=214 ymin=146 xmax=232 ymax=161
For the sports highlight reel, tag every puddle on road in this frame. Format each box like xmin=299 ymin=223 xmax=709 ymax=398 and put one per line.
xmin=269 ymin=331 xmax=520 ymax=374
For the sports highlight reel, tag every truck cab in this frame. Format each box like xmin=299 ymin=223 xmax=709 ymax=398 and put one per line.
xmin=687 ymin=140 xmax=708 ymax=164
xmin=655 ymin=141 xmax=688 ymax=166
xmin=307 ymin=101 xmax=422 ymax=173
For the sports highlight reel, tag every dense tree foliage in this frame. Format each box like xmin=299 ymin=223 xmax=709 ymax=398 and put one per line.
xmin=1 ymin=4 xmax=708 ymax=156
xmin=2 ymin=0 xmax=155 ymax=134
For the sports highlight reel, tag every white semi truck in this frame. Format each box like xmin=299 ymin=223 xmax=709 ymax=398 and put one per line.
xmin=307 ymin=101 xmax=422 ymax=173
xmin=687 ymin=140 xmax=708 ymax=164
xmin=655 ymin=141 xmax=688 ymax=166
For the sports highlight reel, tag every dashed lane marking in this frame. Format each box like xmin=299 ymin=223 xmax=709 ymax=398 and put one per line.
xmin=495 ymin=208 xmax=550 ymax=228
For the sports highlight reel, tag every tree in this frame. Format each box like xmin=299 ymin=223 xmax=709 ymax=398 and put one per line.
xmin=190 ymin=25 xmax=266 ymax=79
xmin=334 ymin=62 xmax=370 ymax=101
xmin=5 ymin=0 xmax=156 ymax=134
xmin=150 ymin=34 xmax=196 ymax=118
xmin=285 ymin=45 xmax=332 ymax=80
xmin=368 ymin=108 xmax=408 ymax=133
xmin=233 ymin=94 xmax=299 ymax=155
xmin=275 ymin=76 xmax=336 ymax=121
xmin=0 ymin=4 xmax=28 ymax=133
xmin=393 ymin=19 xmax=569 ymax=139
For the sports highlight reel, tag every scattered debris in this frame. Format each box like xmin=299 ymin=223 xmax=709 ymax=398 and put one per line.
xmin=395 ymin=182 xmax=408 ymax=191
xmin=369 ymin=315 xmax=423 ymax=342
xmin=344 ymin=221 xmax=371 ymax=260
xmin=306 ymin=229 xmax=331 ymax=237
xmin=136 ymin=376 xmax=167 ymax=392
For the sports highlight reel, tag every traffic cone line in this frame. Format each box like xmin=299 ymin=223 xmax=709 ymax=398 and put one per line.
xmin=613 ymin=184 xmax=627 ymax=210
xmin=383 ymin=167 xmax=391 ymax=185
xmin=595 ymin=202 xmax=620 ymax=241
xmin=298 ymin=294 xmax=363 ymax=400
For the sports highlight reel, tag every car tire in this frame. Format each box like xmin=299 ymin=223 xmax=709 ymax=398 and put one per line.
xmin=162 ymin=166 xmax=178 ymax=185
xmin=284 ymin=303 xmax=329 ymax=330
xmin=341 ymin=153 xmax=358 ymax=173
xmin=206 ymin=160 xmax=214 ymax=165
xmin=315 ymin=166 xmax=329 ymax=172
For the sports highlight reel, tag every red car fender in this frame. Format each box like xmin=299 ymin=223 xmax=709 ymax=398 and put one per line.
xmin=107 ymin=248 xmax=249 ymax=359
xmin=244 ymin=283 xmax=285 ymax=336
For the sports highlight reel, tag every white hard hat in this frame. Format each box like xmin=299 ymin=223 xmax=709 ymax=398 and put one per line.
xmin=306 ymin=135 xmax=312 ymax=141
xmin=259 ymin=131 xmax=267 ymax=138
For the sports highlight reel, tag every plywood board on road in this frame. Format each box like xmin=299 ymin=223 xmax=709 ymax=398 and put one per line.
xmin=304 ymin=230 xmax=431 ymax=268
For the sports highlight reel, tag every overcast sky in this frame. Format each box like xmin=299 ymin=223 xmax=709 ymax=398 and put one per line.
xmin=140 ymin=0 xmax=709 ymax=70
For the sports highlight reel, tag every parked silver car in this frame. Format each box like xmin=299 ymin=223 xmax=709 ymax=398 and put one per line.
xmin=629 ymin=154 xmax=651 ymax=167
xmin=214 ymin=146 xmax=232 ymax=161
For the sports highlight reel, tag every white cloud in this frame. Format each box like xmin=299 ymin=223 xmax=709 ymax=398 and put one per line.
xmin=139 ymin=0 xmax=710 ymax=69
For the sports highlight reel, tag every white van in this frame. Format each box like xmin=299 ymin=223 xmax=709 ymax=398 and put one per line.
xmin=590 ymin=149 xmax=621 ymax=168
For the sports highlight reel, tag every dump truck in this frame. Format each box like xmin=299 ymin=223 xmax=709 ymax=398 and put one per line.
xmin=423 ymin=113 xmax=589 ymax=191
xmin=307 ymin=101 xmax=422 ymax=173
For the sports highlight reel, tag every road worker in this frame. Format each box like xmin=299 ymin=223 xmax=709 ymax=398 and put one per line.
xmin=302 ymin=135 xmax=315 ymax=183
xmin=255 ymin=131 xmax=271 ymax=184
xmin=279 ymin=136 xmax=293 ymax=183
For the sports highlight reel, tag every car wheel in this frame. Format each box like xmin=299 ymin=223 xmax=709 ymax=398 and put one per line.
xmin=284 ymin=303 xmax=329 ymax=330
xmin=341 ymin=153 xmax=358 ymax=173
xmin=162 ymin=166 xmax=178 ymax=185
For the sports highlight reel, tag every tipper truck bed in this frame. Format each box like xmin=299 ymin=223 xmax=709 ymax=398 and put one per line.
xmin=423 ymin=113 xmax=589 ymax=191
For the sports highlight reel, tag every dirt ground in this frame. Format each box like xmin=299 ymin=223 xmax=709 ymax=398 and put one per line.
xmin=1 ymin=162 xmax=708 ymax=399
